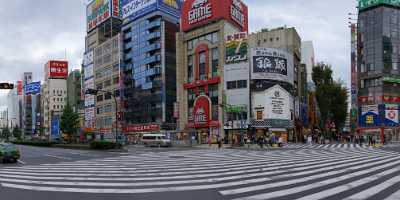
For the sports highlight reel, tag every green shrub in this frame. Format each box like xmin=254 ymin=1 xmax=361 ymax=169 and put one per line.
xmin=90 ymin=141 xmax=117 ymax=150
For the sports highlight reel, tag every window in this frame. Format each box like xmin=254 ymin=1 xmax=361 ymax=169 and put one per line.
xmin=256 ymin=111 xmax=263 ymax=120
xmin=104 ymin=79 xmax=112 ymax=87
xmin=199 ymin=51 xmax=207 ymax=80
xmin=187 ymin=55 xmax=194 ymax=82
xmin=227 ymin=80 xmax=247 ymax=90
xmin=237 ymin=80 xmax=247 ymax=88
xmin=96 ymin=83 xmax=103 ymax=90
xmin=97 ymin=95 xmax=103 ymax=102
xmin=211 ymin=48 xmax=219 ymax=77
xmin=227 ymin=81 xmax=237 ymax=89
xmin=212 ymin=32 xmax=218 ymax=43
xmin=104 ymin=92 xmax=112 ymax=100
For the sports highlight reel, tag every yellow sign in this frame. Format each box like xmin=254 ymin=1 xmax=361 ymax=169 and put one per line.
xmin=163 ymin=0 xmax=178 ymax=9
xmin=366 ymin=115 xmax=374 ymax=124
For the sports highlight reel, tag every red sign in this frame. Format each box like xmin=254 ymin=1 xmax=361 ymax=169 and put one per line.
xmin=181 ymin=0 xmax=248 ymax=32
xmin=48 ymin=61 xmax=68 ymax=79
xmin=122 ymin=124 xmax=160 ymax=133
xmin=17 ymin=81 xmax=22 ymax=95
xmin=192 ymin=95 xmax=211 ymax=128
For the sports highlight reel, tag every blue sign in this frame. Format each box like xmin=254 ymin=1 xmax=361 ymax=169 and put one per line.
xmin=121 ymin=0 xmax=181 ymax=23
xmin=25 ymin=82 xmax=41 ymax=95
xmin=51 ymin=116 xmax=60 ymax=139
xmin=358 ymin=105 xmax=381 ymax=127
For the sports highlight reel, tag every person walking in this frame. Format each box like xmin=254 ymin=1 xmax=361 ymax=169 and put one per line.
xmin=217 ymin=136 xmax=222 ymax=149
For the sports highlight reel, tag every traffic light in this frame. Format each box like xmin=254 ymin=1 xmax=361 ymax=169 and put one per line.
xmin=0 ymin=83 xmax=14 ymax=90
xmin=85 ymin=89 xmax=98 ymax=95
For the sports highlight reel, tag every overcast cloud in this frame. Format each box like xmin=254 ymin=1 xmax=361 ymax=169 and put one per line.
xmin=0 ymin=0 xmax=357 ymax=98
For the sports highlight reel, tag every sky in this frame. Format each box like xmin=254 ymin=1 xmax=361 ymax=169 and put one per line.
xmin=0 ymin=0 xmax=358 ymax=99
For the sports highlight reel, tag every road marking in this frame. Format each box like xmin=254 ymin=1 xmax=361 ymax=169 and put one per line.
xmin=45 ymin=154 xmax=71 ymax=160
xmin=17 ymin=160 xmax=26 ymax=165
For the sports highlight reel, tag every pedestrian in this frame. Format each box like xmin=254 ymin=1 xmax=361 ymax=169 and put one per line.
xmin=307 ymin=135 xmax=312 ymax=145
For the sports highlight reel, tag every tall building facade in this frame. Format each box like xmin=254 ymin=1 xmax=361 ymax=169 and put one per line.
xmin=94 ymin=35 xmax=121 ymax=140
xmin=83 ymin=0 xmax=122 ymax=141
xmin=120 ymin=0 xmax=181 ymax=142
xmin=176 ymin=0 xmax=248 ymax=143
xmin=301 ymin=41 xmax=315 ymax=83
xmin=67 ymin=70 xmax=84 ymax=112
xmin=6 ymin=87 xmax=21 ymax=129
xmin=248 ymin=27 xmax=303 ymax=142
xmin=357 ymin=0 xmax=400 ymax=142
xmin=22 ymin=72 xmax=33 ymax=136
xmin=42 ymin=61 xmax=68 ymax=139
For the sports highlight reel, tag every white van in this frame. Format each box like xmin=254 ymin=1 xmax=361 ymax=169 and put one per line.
xmin=142 ymin=134 xmax=172 ymax=147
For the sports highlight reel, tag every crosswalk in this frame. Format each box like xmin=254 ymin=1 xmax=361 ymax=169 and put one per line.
xmin=283 ymin=143 xmax=376 ymax=149
xmin=0 ymin=148 xmax=399 ymax=199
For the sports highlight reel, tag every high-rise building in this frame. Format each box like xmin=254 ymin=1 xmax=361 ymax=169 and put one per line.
xmin=6 ymin=85 xmax=21 ymax=129
xmin=83 ymin=0 xmax=122 ymax=141
xmin=176 ymin=0 xmax=248 ymax=144
xmin=357 ymin=0 xmax=400 ymax=142
xmin=120 ymin=0 xmax=182 ymax=142
xmin=248 ymin=27 xmax=303 ymax=142
xmin=41 ymin=61 xmax=68 ymax=139
xmin=67 ymin=69 xmax=84 ymax=112
xmin=93 ymin=35 xmax=121 ymax=140
xmin=22 ymin=72 xmax=33 ymax=136
xmin=301 ymin=41 xmax=315 ymax=83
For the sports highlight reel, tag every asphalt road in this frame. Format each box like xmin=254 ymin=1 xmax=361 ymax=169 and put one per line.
xmin=0 ymin=144 xmax=400 ymax=200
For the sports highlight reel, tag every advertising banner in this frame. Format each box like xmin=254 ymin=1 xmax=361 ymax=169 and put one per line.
xmin=181 ymin=0 xmax=248 ymax=32
xmin=25 ymin=82 xmax=41 ymax=95
xmin=48 ymin=61 xmax=68 ymax=79
xmin=83 ymin=50 xmax=94 ymax=66
xmin=359 ymin=105 xmax=381 ymax=127
xmin=51 ymin=116 xmax=60 ymax=139
xmin=122 ymin=124 xmax=160 ymax=133
xmin=225 ymin=32 xmax=248 ymax=64
xmin=384 ymin=104 xmax=399 ymax=126
xmin=358 ymin=0 xmax=400 ymax=11
xmin=84 ymin=64 xmax=94 ymax=80
xmin=121 ymin=0 xmax=181 ymax=22
xmin=191 ymin=95 xmax=211 ymax=128
xmin=350 ymin=23 xmax=358 ymax=109
xmin=264 ymin=85 xmax=292 ymax=120
xmin=17 ymin=81 xmax=23 ymax=96
xmin=122 ymin=0 xmax=157 ymax=19
xmin=251 ymin=48 xmax=294 ymax=85
xmin=87 ymin=0 xmax=114 ymax=32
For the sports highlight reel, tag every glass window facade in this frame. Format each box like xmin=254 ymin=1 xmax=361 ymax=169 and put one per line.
xmin=122 ymin=13 xmax=179 ymax=125
xmin=358 ymin=6 xmax=400 ymax=98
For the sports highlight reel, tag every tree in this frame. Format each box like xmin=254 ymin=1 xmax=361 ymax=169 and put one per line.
xmin=60 ymin=104 xmax=80 ymax=142
xmin=1 ymin=127 xmax=11 ymax=141
xmin=12 ymin=126 xmax=22 ymax=140
xmin=312 ymin=63 xmax=349 ymax=138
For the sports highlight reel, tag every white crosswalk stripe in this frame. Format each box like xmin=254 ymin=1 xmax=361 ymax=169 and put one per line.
xmin=0 ymin=148 xmax=400 ymax=200
xmin=283 ymin=143 xmax=374 ymax=149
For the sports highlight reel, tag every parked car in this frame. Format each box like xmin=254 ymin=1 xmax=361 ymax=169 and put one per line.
xmin=0 ymin=143 xmax=20 ymax=163
xmin=142 ymin=134 xmax=172 ymax=147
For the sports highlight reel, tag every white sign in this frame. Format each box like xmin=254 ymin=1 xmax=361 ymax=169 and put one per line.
xmin=122 ymin=0 xmax=157 ymax=19
xmin=253 ymin=85 xmax=292 ymax=120
xmin=230 ymin=0 xmax=245 ymax=27
xmin=84 ymin=64 xmax=94 ymax=80
xmin=385 ymin=104 xmax=399 ymax=123
xmin=188 ymin=0 xmax=212 ymax=24
xmin=251 ymin=48 xmax=294 ymax=85
xmin=83 ymin=51 xmax=94 ymax=66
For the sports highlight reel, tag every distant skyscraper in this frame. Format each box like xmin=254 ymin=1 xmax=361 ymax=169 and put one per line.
xmin=301 ymin=41 xmax=315 ymax=83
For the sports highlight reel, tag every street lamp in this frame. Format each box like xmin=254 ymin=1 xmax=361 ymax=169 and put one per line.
xmin=85 ymin=88 xmax=119 ymax=144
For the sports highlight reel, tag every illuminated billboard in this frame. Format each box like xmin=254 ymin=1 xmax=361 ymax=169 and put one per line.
xmin=121 ymin=0 xmax=181 ymax=23
xmin=47 ymin=61 xmax=68 ymax=79
xmin=181 ymin=0 xmax=248 ymax=32
xmin=358 ymin=0 xmax=400 ymax=10
xmin=87 ymin=0 xmax=121 ymax=32
xmin=225 ymin=32 xmax=248 ymax=64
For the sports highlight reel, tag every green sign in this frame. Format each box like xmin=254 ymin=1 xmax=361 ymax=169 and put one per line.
xmin=383 ymin=76 xmax=400 ymax=84
xmin=359 ymin=0 xmax=400 ymax=10
xmin=224 ymin=105 xmax=247 ymax=113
